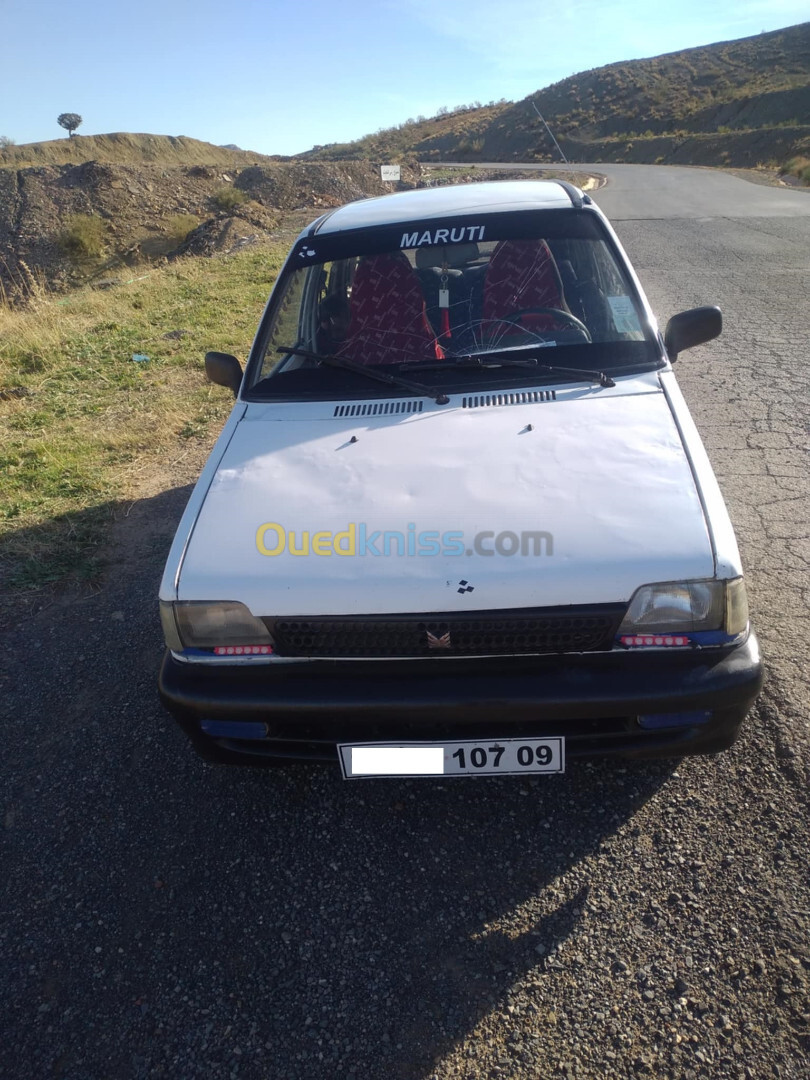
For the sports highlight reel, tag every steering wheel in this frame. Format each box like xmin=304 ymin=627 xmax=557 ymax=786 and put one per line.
xmin=501 ymin=307 xmax=592 ymax=342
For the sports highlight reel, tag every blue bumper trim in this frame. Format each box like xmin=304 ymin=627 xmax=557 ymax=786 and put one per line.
xmin=638 ymin=710 xmax=712 ymax=730
xmin=200 ymin=719 xmax=268 ymax=740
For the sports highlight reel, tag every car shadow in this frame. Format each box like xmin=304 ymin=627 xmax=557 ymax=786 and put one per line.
xmin=0 ymin=481 xmax=677 ymax=1080
xmin=197 ymin=758 xmax=674 ymax=1079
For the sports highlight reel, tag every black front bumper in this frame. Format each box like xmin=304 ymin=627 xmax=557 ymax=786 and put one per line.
xmin=158 ymin=633 xmax=762 ymax=766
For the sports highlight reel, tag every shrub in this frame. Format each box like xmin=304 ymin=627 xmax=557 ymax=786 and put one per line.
xmin=779 ymin=156 xmax=810 ymax=180
xmin=211 ymin=186 xmax=247 ymax=211
xmin=58 ymin=214 xmax=108 ymax=259
xmin=801 ymin=166 xmax=810 ymax=185
xmin=165 ymin=214 xmax=200 ymax=243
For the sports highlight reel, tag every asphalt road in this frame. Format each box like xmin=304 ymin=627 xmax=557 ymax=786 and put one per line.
xmin=438 ymin=160 xmax=810 ymax=219
xmin=2 ymin=166 xmax=809 ymax=1080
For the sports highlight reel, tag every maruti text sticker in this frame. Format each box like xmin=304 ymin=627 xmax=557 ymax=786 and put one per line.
xmin=401 ymin=225 xmax=486 ymax=247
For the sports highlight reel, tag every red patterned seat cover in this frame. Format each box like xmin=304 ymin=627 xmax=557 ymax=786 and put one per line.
xmin=482 ymin=239 xmax=567 ymax=335
xmin=339 ymin=252 xmax=443 ymax=366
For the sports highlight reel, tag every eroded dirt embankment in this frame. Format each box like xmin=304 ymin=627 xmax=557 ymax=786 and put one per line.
xmin=0 ymin=161 xmax=424 ymax=299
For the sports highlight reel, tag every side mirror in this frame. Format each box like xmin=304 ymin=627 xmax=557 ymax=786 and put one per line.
xmin=205 ymin=351 xmax=243 ymax=397
xmin=664 ymin=306 xmax=722 ymax=361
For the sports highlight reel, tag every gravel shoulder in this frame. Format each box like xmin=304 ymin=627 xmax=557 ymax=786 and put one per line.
xmin=1 ymin=212 xmax=808 ymax=1080
xmin=719 ymin=167 xmax=810 ymax=191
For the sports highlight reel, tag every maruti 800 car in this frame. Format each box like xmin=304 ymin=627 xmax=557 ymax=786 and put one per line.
xmin=158 ymin=180 xmax=762 ymax=778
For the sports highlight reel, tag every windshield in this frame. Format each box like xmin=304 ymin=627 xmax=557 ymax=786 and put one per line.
xmin=247 ymin=208 xmax=660 ymax=399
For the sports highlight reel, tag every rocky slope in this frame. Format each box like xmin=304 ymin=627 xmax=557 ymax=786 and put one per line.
xmin=0 ymin=159 xmax=422 ymax=300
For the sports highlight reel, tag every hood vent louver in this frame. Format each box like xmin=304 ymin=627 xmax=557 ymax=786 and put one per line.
xmin=334 ymin=400 xmax=424 ymax=417
xmin=462 ymin=390 xmax=556 ymax=409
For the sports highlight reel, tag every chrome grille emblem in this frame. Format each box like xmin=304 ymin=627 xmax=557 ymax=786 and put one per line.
xmin=426 ymin=630 xmax=451 ymax=650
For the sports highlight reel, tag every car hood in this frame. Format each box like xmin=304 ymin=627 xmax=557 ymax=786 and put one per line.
xmin=176 ymin=374 xmax=714 ymax=616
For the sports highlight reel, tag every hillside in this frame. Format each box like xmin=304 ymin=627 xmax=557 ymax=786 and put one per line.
xmin=0 ymin=132 xmax=277 ymax=170
xmin=299 ymin=22 xmax=810 ymax=167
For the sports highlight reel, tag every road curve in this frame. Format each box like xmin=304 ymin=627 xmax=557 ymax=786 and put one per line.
xmin=433 ymin=160 xmax=810 ymax=219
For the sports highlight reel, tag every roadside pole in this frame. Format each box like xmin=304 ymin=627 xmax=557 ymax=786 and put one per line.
xmin=531 ymin=101 xmax=568 ymax=164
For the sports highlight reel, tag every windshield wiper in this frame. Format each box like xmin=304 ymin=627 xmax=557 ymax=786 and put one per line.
xmin=276 ymin=346 xmax=450 ymax=404
xmin=402 ymin=351 xmax=616 ymax=388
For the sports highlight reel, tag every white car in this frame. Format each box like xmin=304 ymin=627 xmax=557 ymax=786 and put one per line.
xmin=158 ymin=180 xmax=761 ymax=776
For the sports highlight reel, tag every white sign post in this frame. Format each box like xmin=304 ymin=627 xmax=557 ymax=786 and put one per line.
xmin=380 ymin=164 xmax=401 ymax=182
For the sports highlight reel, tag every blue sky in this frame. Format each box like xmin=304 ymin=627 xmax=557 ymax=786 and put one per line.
xmin=1 ymin=0 xmax=806 ymax=155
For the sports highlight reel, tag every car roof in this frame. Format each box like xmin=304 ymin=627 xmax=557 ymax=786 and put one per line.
xmin=310 ymin=180 xmax=582 ymax=235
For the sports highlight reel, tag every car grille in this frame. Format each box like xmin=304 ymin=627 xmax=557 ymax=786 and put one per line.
xmin=267 ymin=605 xmax=626 ymax=658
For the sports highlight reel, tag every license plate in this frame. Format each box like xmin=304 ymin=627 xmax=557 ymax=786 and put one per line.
xmin=338 ymin=737 xmax=565 ymax=779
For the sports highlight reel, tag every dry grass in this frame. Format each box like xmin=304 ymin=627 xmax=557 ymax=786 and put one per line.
xmin=0 ymin=242 xmax=286 ymax=589
xmin=0 ymin=132 xmax=273 ymax=170
xmin=780 ymin=155 xmax=810 ymax=184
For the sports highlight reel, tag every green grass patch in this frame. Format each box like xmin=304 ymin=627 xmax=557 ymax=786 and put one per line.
xmin=211 ymin=186 xmax=248 ymax=211
xmin=58 ymin=214 xmax=109 ymax=260
xmin=0 ymin=243 xmax=286 ymax=591
xmin=165 ymin=213 xmax=201 ymax=243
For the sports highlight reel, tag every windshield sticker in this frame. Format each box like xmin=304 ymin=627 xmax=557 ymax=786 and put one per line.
xmin=401 ymin=225 xmax=486 ymax=248
xmin=607 ymin=295 xmax=641 ymax=334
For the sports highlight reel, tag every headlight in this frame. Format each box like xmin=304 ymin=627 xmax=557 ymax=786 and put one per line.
xmin=723 ymin=578 xmax=749 ymax=636
xmin=160 ymin=601 xmax=273 ymax=652
xmin=618 ymin=578 xmax=748 ymax=636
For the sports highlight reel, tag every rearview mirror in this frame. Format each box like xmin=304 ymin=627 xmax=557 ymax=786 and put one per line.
xmin=205 ymin=351 xmax=243 ymax=397
xmin=664 ymin=307 xmax=722 ymax=361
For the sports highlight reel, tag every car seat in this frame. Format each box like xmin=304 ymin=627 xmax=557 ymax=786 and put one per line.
xmin=482 ymin=239 xmax=569 ymax=338
xmin=339 ymin=252 xmax=444 ymax=366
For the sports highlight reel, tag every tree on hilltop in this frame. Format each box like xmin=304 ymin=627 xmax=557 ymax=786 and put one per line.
xmin=57 ymin=113 xmax=83 ymax=138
